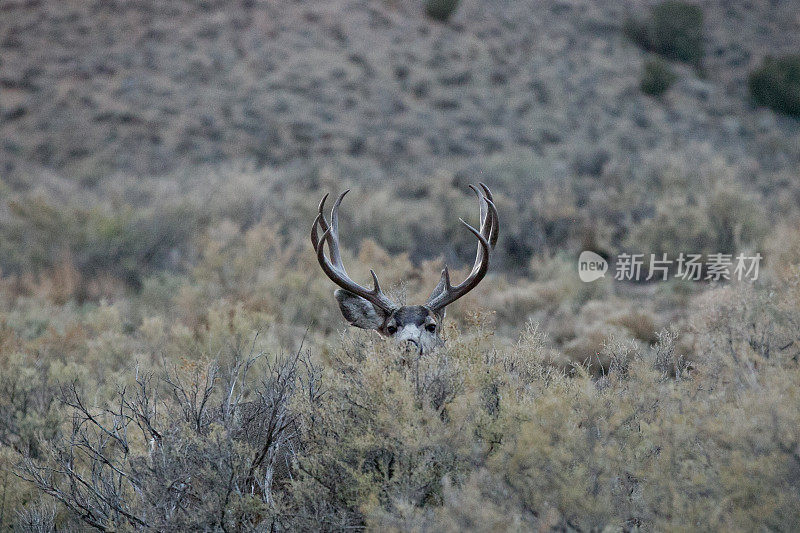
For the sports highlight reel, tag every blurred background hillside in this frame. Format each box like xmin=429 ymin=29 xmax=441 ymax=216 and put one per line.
xmin=2 ymin=0 xmax=800 ymax=268
xmin=3 ymin=0 xmax=800 ymax=180
xmin=1 ymin=0 xmax=800 ymax=530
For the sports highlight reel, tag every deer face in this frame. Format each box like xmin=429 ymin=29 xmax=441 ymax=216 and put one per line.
xmin=334 ymin=295 xmax=445 ymax=354
xmin=311 ymin=183 xmax=498 ymax=355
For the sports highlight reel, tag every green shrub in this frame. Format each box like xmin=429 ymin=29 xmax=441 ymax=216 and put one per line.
xmin=425 ymin=0 xmax=460 ymax=22
xmin=640 ymin=58 xmax=677 ymax=96
xmin=748 ymin=55 xmax=800 ymax=117
xmin=625 ymin=1 xmax=704 ymax=64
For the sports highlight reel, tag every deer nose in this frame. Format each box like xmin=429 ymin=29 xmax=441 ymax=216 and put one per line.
xmin=402 ymin=339 xmax=421 ymax=354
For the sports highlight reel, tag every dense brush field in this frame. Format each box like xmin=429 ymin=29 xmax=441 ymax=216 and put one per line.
xmin=1 ymin=0 xmax=800 ymax=530
xmin=1 ymin=202 xmax=799 ymax=530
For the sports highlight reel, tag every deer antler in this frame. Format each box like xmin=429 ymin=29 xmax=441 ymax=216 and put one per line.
xmin=426 ymin=183 xmax=498 ymax=311
xmin=311 ymin=190 xmax=398 ymax=313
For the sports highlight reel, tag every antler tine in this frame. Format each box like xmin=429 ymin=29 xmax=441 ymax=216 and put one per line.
xmin=311 ymin=192 xmax=397 ymax=313
xmin=469 ymin=184 xmax=488 ymax=234
xmin=328 ymin=190 xmax=348 ymax=269
xmin=426 ymin=184 xmax=499 ymax=311
xmin=310 ymin=193 xmax=329 ymax=250
xmin=468 ymin=184 xmax=496 ymax=264
xmin=426 ymin=218 xmax=491 ymax=310
xmin=484 ymin=197 xmax=498 ymax=249
xmin=459 ymin=217 xmax=491 ymax=278
xmin=479 ymin=183 xmax=498 ymax=248
xmin=479 ymin=182 xmax=493 ymax=202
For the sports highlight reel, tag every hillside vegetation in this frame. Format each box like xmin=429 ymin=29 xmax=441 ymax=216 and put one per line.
xmin=1 ymin=218 xmax=800 ymax=530
xmin=1 ymin=0 xmax=800 ymax=530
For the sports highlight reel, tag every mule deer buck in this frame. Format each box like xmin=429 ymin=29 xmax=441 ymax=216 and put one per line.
xmin=311 ymin=183 xmax=498 ymax=354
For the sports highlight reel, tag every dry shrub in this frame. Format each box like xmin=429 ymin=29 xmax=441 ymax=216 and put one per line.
xmin=1 ymin=167 xmax=798 ymax=530
xmin=628 ymin=177 xmax=767 ymax=259
xmin=763 ymin=221 xmax=800 ymax=280
xmin=561 ymin=323 xmax=631 ymax=370
xmin=1 ymin=270 xmax=799 ymax=530
xmin=693 ymin=279 xmax=800 ymax=379
xmin=608 ymin=309 xmax=659 ymax=344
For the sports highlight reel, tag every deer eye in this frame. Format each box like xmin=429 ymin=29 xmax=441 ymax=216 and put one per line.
xmin=425 ymin=324 xmax=437 ymax=333
xmin=386 ymin=325 xmax=397 ymax=335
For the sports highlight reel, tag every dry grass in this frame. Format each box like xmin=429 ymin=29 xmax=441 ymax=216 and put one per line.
xmin=0 ymin=204 xmax=799 ymax=529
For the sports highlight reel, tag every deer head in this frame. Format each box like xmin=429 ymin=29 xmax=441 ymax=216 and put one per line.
xmin=311 ymin=184 xmax=498 ymax=354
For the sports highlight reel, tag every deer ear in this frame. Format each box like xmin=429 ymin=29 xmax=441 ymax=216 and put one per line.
xmin=334 ymin=289 xmax=388 ymax=330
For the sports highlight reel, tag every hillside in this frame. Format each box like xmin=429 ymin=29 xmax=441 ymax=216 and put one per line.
xmin=2 ymin=0 xmax=799 ymax=181
xmin=2 ymin=0 xmax=799 ymax=278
